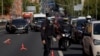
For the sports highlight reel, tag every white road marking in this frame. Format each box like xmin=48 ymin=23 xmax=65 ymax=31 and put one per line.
xmin=58 ymin=50 xmax=64 ymax=56
xmin=52 ymin=37 xmax=64 ymax=56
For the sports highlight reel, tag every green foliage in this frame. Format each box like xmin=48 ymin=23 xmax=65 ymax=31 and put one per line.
xmin=0 ymin=0 xmax=13 ymax=15
xmin=23 ymin=0 xmax=40 ymax=13
xmin=83 ymin=0 xmax=100 ymax=19
xmin=55 ymin=0 xmax=81 ymax=16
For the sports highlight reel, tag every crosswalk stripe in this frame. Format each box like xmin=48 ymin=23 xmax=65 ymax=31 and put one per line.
xmin=58 ymin=50 xmax=64 ymax=56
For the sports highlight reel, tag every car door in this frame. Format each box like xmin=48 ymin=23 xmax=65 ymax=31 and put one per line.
xmin=82 ymin=36 xmax=91 ymax=55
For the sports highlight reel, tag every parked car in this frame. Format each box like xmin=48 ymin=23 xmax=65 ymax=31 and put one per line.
xmin=82 ymin=21 xmax=100 ymax=56
xmin=6 ymin=18 xmax=29 ymax=33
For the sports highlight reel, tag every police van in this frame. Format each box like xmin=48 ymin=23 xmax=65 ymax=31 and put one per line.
xmin=82 ymin=21 xmax=100 ymax=56
xmin=30 ymin=13 xmax=46 ymax=31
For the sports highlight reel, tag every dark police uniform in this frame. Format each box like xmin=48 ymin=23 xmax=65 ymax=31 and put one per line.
xmin=41 ymin=18 xmax=51 ymax=56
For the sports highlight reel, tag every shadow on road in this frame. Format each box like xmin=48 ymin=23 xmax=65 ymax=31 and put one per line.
xmin=50 ymin=48 xmax=59 ymax=50
xmin=64 ymin=54 xmax=82 ymax=56
xmin=69 ymin=47 xmax=82 ymax=50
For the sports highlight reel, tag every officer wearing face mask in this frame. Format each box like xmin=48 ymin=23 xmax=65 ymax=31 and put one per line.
xmin=41 ymin=13 xmax=55 ymax=56
xmin=86 ymin=15 xmax=92 ymax=23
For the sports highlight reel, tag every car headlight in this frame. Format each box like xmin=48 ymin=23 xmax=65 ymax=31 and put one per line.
xmin=93 ymin=39 xmax=100 ymax=45
xmin=34 ymin=22 xmax=37 ymax=24
xmin=12 ymin=25 xmax=16 ymax=28
xmin=62 ymin=34 xmax=65 ymax=37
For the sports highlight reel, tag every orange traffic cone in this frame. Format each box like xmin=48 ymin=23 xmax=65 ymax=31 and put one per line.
xmin=3 ymin=38 xmax=11 ymax=45
xmin=20 ymin=43 xmax=27 ymax=51
xmin=50 ymin=50 xmax=54 ymax=56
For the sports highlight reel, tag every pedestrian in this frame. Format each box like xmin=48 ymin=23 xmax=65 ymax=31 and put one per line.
xmin=41 ymin=13 xmax=51 ymax=56
xmin=52 ymin=19 xmax=63 ymax=49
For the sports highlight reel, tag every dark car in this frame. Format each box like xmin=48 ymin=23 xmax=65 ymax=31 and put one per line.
xmin=30 ymin=17 xmax=45 ymax=31
xmin=72 ymin=18 xmax=87 ymax=43
xmin=6 ymin=18 xmax=29 ymax=33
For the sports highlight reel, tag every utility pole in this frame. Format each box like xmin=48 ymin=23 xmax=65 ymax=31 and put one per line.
xmin=96 ymin=0 xmax=98 ymax=20
xmin=2 ymin=0 xmax=4 ymax=19
xmin=73 ymin=0 xmax=75 ymax=17
xmin=88 ymin=0 xmax=89 ymax=15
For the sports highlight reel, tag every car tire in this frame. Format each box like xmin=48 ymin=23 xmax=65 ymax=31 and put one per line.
xmin=9 ymin=30 xmax=16 ymax=34
xmin=83 ymin=49 xmax=88 ymax=56
xmin=89 ymin=46 xmax=93 ymax=56
xmin=25 ymin=29 xmax=28 ymax=33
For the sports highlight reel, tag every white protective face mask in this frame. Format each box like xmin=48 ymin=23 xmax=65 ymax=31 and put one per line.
xmin=88 ymin=20 xmax=91 ymax=22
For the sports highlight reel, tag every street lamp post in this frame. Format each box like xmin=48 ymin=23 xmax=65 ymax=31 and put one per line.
xmin=2 ymin=0 xmax=4 ymax=19
xmin=88 ymin=0 xmax=89 ymax=15
xmin=96 ymin=0 xmax=98 ymax=20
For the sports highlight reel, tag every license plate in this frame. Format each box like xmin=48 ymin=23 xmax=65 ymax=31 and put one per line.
xmin=18 ymin=27 xmax=24 ymax=30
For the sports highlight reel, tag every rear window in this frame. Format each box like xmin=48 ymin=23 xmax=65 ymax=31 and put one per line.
xmin=33 ymin=17 xmax=45 ymax=22
xmin=12 ymin=19 xmax=27 ymax=25
xmin=77 ymin=19 xmax=86 ymax=27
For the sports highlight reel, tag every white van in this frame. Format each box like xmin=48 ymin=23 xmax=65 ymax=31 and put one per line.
xmin=30 ymin=13 xmax=46 ymax=31
xmin=34 ymin=13 xmax=46 ymax=18
xmin=82 ymin=21 xmax=100 ymax=56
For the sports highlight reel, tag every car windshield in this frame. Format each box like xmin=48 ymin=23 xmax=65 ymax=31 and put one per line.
xmin=12 ymin=19 xmax=27 ymax=25
xmin=93 ymin=23 xmax=100 ymax=35
xmin=33 ymin=17 xmax=45 ymax=22
xmin=58 ymin=19 xmax=71 ymax=33
xmin=77 ymin=19 xmax=86 ymax=27
xmin=72 ymin=20 xmax=77 ymax=25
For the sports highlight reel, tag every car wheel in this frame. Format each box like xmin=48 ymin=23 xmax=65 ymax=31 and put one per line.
xmin=89 ymin=46 xmax=93 ymax=56
xmin=25 ymin=29 xmax=28 ymax=33
xmin=9 ymin=30 xmax=16 ymax=34
xmin=83 ymin=49 xmax=88 ymax=56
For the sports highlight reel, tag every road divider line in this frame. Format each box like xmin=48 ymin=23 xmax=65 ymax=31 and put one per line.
xmin=52 ymin=37 xmax=64 ymax=56
xmin=58 ymin=50 xmax=64 ymax=56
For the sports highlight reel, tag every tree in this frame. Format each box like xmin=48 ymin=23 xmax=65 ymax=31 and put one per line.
xmin=55 ymin=0 xmax=81 ymax=17
xmin=83 ymin=0 xmax=100 ymax=20
xmin=23 ymin=0 xmax=40 ymax=13
xmin=0 ymin=0 xmax=13 ymax=15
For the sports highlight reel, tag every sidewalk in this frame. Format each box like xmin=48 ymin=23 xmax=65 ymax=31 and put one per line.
xmin=0 ymin=26 xmax=5 ymax=30
xmin=0 ymin=22 xmax=6 ymax=30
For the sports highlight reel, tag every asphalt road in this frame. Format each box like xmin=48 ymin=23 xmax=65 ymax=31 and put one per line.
xmin=0 ymin=30 xmax=83 ymax=56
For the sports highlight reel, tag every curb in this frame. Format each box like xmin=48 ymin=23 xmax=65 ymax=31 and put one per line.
xmin=0 ymin=26 xmax=5 ymax=30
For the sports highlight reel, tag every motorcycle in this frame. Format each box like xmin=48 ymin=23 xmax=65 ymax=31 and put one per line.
xmin=59 ymin=29 xmax=71 ymax=50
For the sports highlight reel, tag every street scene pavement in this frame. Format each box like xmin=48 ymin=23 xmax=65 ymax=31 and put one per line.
xmin=0 ymin=29 xmax=83 ymax=56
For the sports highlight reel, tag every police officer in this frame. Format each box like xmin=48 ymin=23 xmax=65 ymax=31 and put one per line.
xmin=52 ymin=19 xmax=63 ymax=49
xmin=41 ymin=13 xmax=51 ymax=56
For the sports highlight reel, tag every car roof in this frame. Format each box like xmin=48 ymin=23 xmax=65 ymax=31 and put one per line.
xmin=78 ymin=16 xmax=86 ymax=20
xmin=34 ymin=13 xmax=46 ymax=17
xmin=91 ymin=21 xmax=100 ymax=24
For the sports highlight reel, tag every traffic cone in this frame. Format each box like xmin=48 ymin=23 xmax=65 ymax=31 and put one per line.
xmin=50 ymin=50 xmax=54 ymax=56
xmin=3 ymin=38 xmax=11 ymax=45
xmin=20 ymin=43 xmax=27 ymax=51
